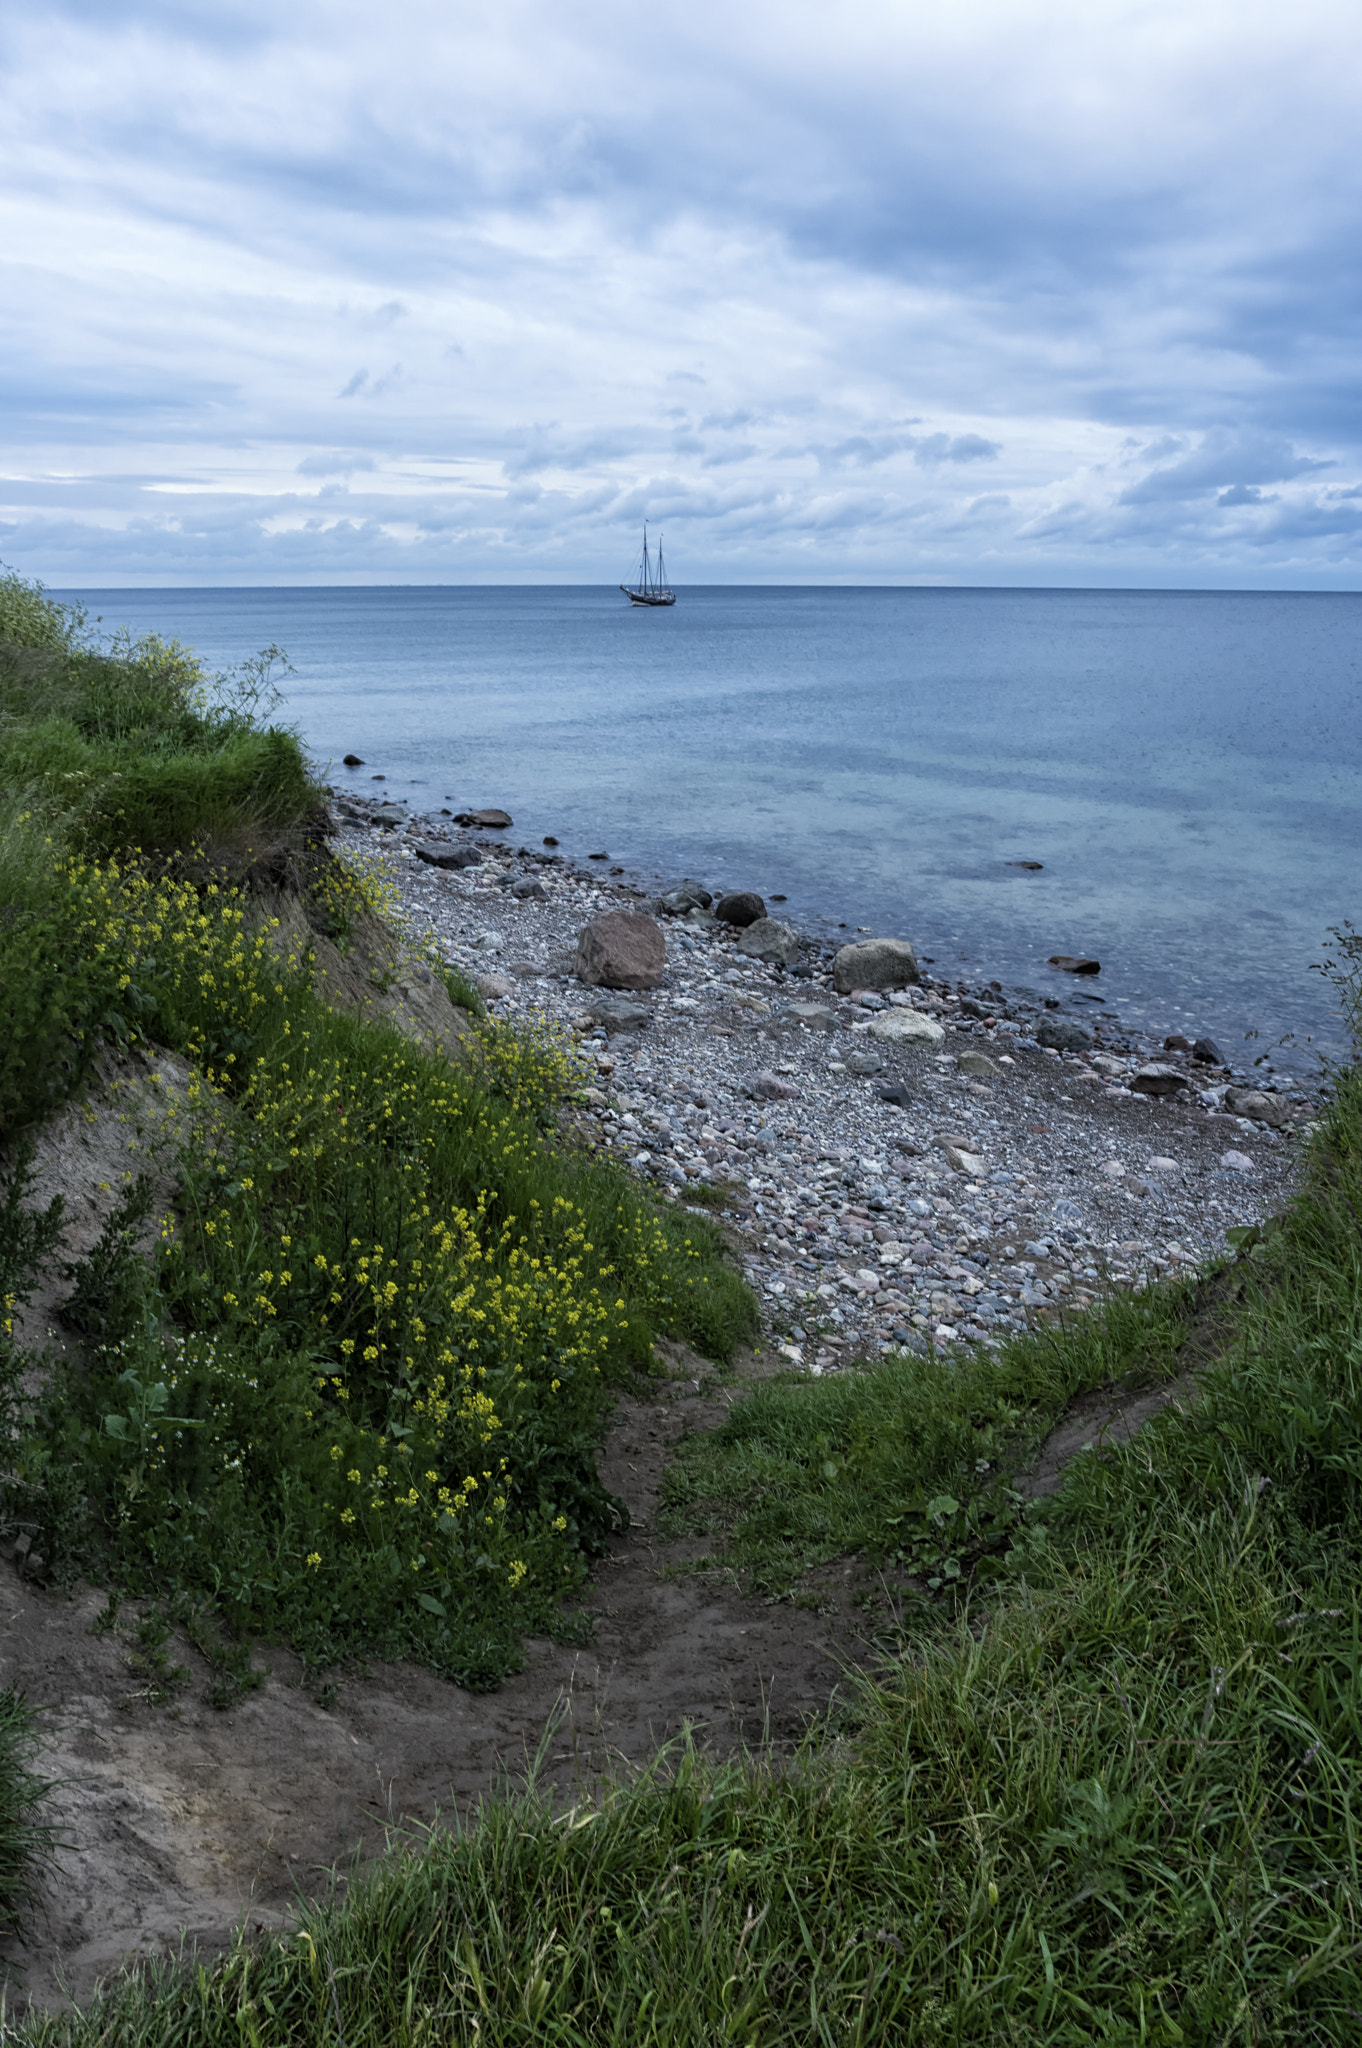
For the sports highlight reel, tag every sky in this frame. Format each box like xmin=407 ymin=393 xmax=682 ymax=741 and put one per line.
xmin=2 ymin=0 xmax=1360 ymax=587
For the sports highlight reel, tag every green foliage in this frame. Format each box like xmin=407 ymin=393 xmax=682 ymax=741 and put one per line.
xmin=60 ymin=1175 xmax=157 ymax=1346
xmin=0 ymin=1140 xmax=65 ymax=1433
xmin=444 ymin=961 xmax=487 ymax=1015
xmin=1 ymin=849 xmax=752 ymax=1688
xmin=0 ymin=563 xmax=86 ymax=653
xmin=660 ymin=1274 xmax=1195 ymax=1594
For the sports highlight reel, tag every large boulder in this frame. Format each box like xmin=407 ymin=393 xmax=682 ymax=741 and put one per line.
xmin=736 ymin=917 xmax=800 ymax=966
xmin=715 ymin=891 xmax=766 ymax=927
xmin=786 ymin=1000 xmax=836 ymax=1032
xmin=575 ymin=909 xmax=666 ymax=990
xmin=1036 ymin=1017 xmax=1093 ymax=1054
xmin=832 ymin=938 xmax=919 ymax=995
xmin=453 ymin=807 xmax=513 ymax=829
xmin=582 ymin=996 xmax=653 ymax=1034
xmin=1130 ymin=1063 xmax=1190 ymax=1097
xmin=1224 ymin=1085 xmax=1292 ymax=1128
xmin=414 ymin=840 xmax=482 ymax=870
xmin=868 ymin=1009 xmax=945 ymax=1047
xmin=657 ymin=880 xmax=712 ymax=915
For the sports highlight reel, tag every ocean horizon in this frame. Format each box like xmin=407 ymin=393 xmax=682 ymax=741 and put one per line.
xmin=57 ymin=583 xmax=1362 ymax=1072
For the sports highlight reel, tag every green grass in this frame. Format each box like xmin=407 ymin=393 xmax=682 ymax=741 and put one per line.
xmin=659 ymin=1276 xmax=1199 ymax=1597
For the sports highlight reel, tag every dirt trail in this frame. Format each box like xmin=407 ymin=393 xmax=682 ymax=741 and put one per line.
xmin=0 ymin=1350 xmax=871 ymax=2012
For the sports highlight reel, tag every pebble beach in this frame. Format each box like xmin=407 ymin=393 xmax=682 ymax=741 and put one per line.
xmin=330 ymin=781 xmax=1320 ymax=1371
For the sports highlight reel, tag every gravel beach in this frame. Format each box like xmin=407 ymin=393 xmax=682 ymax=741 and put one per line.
xmin=329 ymin=783 xmax=1318 ymax=1371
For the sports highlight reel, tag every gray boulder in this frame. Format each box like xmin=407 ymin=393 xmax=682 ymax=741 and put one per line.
xmin=1193 ymin=1037 xmax=1228 ymax=1065
xmin=846 ymin=1050 xmax=885 ymax=1076
xmin=372 ymin=805 xmax=407 ymax=830
xmin=1130 ymin=1063 xmax=1190 ymax=1097
xmin=512 ymin=878 xmax=548 ymax=901
xmin=957 ymin=1051 xmax=1004 ymax=1078
xmin=1225 ymin=1086 xmax=1292 ymax=1128
xmin=576 ymin=909 xmax=666 ymax=990
xmin=749 ymin=1072 xmax=799 ymax=1100
xmin=736 ymin=917 xmax=801 ymax=966
xmin=414 ymin=840 xmax=482 ymax=870
xmin=657 ymin=880 xmax=712 ymax=915
xmin=715 ymin=891 xmax=766 ymax=927
xmin=582 ymin=996 xmax=653 ymax=1034
xmin=453 ymin=807 xmax=513 ymax=829
xmin=786 ymin=1000 xmax=836 ymax=1032
xmin=832 ymin=938 xmax=919 ymax=995
xmin=1036 ymin=1018 xmax=1093 ymax=1054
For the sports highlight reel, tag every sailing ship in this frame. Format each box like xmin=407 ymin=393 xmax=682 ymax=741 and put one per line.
xmin=620 ymin=524 xmax=676 ymax=607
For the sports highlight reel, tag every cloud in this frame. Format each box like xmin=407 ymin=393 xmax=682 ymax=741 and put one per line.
xmin=296 ymin=450 xmax=377 ymax=475
xmin=1119 ymin=429 xmax=1332 ymax=506
xmin=913 ymin=433 xmax=1001 ymax=467
xmin=0 ymin=0 xmax=1358 ymax=584
xmin=1217 ymin=483 xmax=1273 ymax=506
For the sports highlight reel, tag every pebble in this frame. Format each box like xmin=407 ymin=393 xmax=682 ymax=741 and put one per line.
xmin=327 ymin=787 xmax=1319 ymax=1368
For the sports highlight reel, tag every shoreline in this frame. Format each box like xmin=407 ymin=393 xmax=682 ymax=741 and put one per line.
xmin=329 ymin=782 xmax=1318 ymax=1367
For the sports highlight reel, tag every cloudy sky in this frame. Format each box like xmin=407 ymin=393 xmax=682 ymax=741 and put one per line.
xmin=2 ymin=0 xmax=1359 ymax=585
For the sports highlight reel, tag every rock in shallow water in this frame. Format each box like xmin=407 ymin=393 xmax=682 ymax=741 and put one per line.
xmin=714 ymin=891 xmax=766 ymax=927
xmin=453 ymin=807 xmax=513 ymax=829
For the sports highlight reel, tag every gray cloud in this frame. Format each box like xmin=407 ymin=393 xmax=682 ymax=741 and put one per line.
xmin=1119 ymin=430 xmax=1332 ymax=506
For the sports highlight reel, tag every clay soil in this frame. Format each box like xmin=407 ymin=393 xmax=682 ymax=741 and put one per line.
xmin=0 ymin=1344 xmax=878 ymax=2013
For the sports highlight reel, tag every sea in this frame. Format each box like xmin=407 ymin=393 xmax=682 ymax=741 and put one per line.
xmin=60 ymin=585 xmax=1362 ymax=1072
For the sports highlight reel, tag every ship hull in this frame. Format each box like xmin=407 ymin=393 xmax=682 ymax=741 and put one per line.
xmin=620 ymin=586 xmax=677 ymax=607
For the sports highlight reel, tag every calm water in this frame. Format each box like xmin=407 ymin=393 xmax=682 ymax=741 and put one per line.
xmin=63 ymin=586 xmax=1362 ymax=1065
